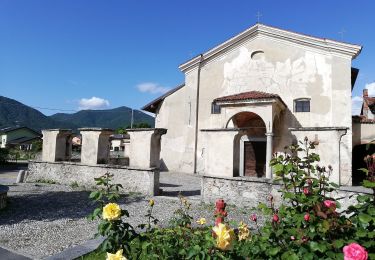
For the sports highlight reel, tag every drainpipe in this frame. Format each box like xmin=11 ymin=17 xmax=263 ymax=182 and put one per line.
xmin=338 ymin=128 xmax=348 ymax=185
xmin=194 ymin=54 xmax=204 ymax=174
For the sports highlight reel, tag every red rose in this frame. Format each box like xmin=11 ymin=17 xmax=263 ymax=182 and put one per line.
xmin=304 ymin=213 xmax=310 ymax=222
xmin=250 ymin=214 xmax=257 ymax=222
xmin=323 ymin=200 xmax=336 ymax=210
xmin=303 ymin=187 xmax=310 ymax=195
xmin=272 ymin=214 xmax=279 ymax=222
xmin=343 ymin=243 xmax=368 ymax=260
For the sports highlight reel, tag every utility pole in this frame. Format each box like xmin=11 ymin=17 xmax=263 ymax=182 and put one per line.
xmin=131 ymin=109 xmax=134 ymax=129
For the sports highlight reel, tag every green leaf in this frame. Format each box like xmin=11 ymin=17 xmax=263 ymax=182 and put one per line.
xmin=357 ymin=195 xmax=371 ymax=203
xmin=368 ymin=207 xmax=375 ymax=216
xmin=358 ymin=213 xmax=372 ymax=223
xmin=333 ymin=239 xmax=344 ymax=248
xmin=356 ymin=229 xmax=367 ymax=238
xmin=281 ymin=251 xmax=299 ymax=260
xmin=268 ymin=247 xmax=280 ymax=256
xmin=363 ymin=180 xmax=375 ymax=188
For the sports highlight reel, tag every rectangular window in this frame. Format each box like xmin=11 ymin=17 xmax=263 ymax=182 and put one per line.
xmin=211 ymin=103 xmax=221 ymax=114
xmin=295 ymin=100 xmax=310 ymax=112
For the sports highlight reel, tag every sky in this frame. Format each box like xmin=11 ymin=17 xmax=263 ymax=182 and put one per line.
xmin=0 ymin=0 xmax=374 ymax=116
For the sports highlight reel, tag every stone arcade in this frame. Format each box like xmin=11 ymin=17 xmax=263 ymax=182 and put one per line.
xmin=27 ymin=128 xmax=167 ymax=195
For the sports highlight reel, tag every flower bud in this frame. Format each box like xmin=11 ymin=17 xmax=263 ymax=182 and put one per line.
xmin=290 ymin=236 xmax=295 ymax=241
xmin=149 ymin=199 xmax=155 ymax=207
xmin=304 ymin=213 xmax=310 ymax=222
xmin=303 ymin=187 xmax=310 ymax=195
xmin=250 ymin=214 xmax=257 ymax=222
xmin=272 ymin=214 xmax=279 ymax=222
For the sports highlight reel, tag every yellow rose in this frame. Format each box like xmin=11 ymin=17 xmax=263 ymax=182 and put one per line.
xmin=149 ymin=199 xmax=155 ymax=207
xmin=238 ymin=221 xmax=250 ymax=241
xmin=196 ymin=217 xmax=206 ymax=225
xmin=106 ymin=249 xmax=127 ymax=260
xmin=103 ymin=203 xmax=121 ymax=221
xmin=212 ymin=223 xmax=235 ymax=251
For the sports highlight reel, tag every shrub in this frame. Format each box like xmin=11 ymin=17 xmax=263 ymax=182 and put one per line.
xmin=87 ymin=138 xmax=374 ymax=259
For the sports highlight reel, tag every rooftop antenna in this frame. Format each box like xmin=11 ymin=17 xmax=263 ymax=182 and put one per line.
xmin=256 ymin=11 xmax=262 ymax=23
xmin=338 ymin=28 xmax=346 ymax=40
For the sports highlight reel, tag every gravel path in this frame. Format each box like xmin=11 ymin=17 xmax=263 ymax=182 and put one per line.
xmin=0 ymin=172 xmax=259 ymax=259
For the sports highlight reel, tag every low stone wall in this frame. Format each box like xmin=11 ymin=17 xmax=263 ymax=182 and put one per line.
xmin=202 ymin=175 xmax=372 ymax=210
xmin=27 ymin=161 xmax=159 ymax=196
xmin=0 ymin=185 xmax=9 ymax=209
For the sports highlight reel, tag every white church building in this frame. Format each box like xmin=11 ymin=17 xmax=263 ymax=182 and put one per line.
xmin=142 ymin=23 xmax=363 ymax=186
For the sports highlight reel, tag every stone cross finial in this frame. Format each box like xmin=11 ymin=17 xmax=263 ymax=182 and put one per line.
xmin=256 ymin=11 xmax=262 ymax=23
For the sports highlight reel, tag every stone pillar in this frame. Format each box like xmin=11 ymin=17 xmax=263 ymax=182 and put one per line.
xmin=79 ymin=128 xmax=114 ymax=165
xmin=127 ymin=128 xmax=167 ymax=168
xmin=42 ymin=129 xmax=72 ymax=162
xmin=265 ymin=132 xmax=273 ymax=179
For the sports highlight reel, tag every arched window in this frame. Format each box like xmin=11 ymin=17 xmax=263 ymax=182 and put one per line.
xmin=294 ymin=98 xmax=310 ymax=112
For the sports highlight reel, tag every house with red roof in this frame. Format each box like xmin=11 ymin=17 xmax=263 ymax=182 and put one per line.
xmin=142 ymin=23 xmax=362 ymax=186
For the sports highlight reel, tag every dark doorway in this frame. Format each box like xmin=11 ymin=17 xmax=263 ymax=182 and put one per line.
xmin=244 ymin=141 xmax=266 ymax=177
xmin=352 ymin=144 xmax=375 ymax=186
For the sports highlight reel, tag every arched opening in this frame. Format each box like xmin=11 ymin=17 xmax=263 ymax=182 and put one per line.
xmin=352 ymin=143 xmax=375 ymax=186
xmin=231 ymin=112 xmax=267 ymax=177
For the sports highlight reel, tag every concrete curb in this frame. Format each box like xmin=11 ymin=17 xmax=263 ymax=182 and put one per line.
xmin=43 ymin=237 xmax=104 ymax=260
xmin=0 ymin=246 xmax=33 ymax=260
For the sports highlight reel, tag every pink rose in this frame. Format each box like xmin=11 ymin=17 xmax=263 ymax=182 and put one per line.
xmin=303 ymin=187 xmax=310 ymax=195
xmin=272 ymin=214 xmax=279 ymax=222
xmin=304 ymin=213 xmax=310 ymax=222
xmin=290 ymin=236 xmax=295 ymax=241
xmin=323 ymin=200 xmax=336 ymax=210
xmin=343 ymin=243 xmax=368 ymax=260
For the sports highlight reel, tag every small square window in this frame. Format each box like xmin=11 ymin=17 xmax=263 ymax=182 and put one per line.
xmin=295 ymin=99 xmax=310 ymax=112
xmin=211 ymin=103 xmax=221 ymax=114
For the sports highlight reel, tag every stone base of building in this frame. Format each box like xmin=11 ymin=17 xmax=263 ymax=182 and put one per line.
xmin=0 ymin=185 xmax=8 ymax=209
xmin=27 ymin=161 xmax=160 ymax=196
xmin=202 ymin=175 xmax=372 ymax=210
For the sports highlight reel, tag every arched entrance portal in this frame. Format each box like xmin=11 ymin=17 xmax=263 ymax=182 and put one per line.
xmin=230 ymin=112 xmax=267 ymax=177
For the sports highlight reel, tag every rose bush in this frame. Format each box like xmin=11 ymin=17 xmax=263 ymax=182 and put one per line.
xmin=86 ymin=138 xmax=374 ymax=259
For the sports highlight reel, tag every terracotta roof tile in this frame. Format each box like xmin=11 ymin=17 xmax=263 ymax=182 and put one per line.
xmin=214 ymin=91 xmax=280 ymax=102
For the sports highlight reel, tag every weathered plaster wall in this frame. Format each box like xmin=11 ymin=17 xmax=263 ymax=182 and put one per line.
xmin=27 ymin=161 xmax=160 ymax=195
xmin=353 ymin=122 xmax=375 ymax=146
xmin=290 ymin=128 xmax=349 ymax=185
xmin=156 ymin=34 xmax=354 ymax=180
xmin=202 ymin=175 xmax=372 ymax=210
xmin=155 ymin=81 xmax=197 ymax=173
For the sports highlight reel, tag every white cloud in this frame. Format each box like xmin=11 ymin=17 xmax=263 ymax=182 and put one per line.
xmin=78 ymin=97 xmax=110 ymax=110
xmin=365 ymin=82 xmax=375 ymax=96
xmin=136 ymin=82 xmax=170 ymax=94
xmin=352 ymin=95 xmax=363 ymax=115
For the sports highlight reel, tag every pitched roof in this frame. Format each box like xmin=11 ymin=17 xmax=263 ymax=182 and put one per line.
xmin=364 ymin=96 xmax=375 ymax=114
xmin=141 ymin=83 xmax=185 ymax=113
xmin=0 ymin=126 xmax=41 ymax=135
xmin=179 ymin=23 xmax=362 ymax=72
xmin=8 ymin=136 xmax=41 ymax=144
xmin=214 ymin=91 xmax=284 ymax=105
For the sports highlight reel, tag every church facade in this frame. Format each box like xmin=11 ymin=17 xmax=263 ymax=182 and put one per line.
xmin=143 ymin=24 xmax=362 ymax=185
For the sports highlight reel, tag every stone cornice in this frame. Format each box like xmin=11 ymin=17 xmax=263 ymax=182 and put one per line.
xmin=179 ymin=24 xmax=362 ymax=73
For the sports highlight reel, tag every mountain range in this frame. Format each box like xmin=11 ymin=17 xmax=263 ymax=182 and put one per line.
xmin=0 ymin=96 xmax=154 ymax=132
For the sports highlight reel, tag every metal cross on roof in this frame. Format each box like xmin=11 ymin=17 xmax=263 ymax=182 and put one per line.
xmin=338 ymin=28 xmax=346 ymax=40
xmin=256 ymin=11 xmax=262 ymax=23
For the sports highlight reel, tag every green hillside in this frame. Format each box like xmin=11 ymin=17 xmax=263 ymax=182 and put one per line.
xmin=0 ymin=96 xmax=75 ymax=131
xmin=0 ymin=96 xmax=154 ymax=132
xmin=50 ymin=106 xmax=155 ymax=129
